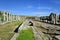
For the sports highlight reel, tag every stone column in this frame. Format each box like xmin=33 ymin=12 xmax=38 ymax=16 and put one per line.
xmin=9 ymin=14 xmax=12 ymax=21
xmin=7 ymin=12 xmax=8 ymax=22
xmin=12 ymin=15 xmax=15 ymax=21
xmin=8 ymin=13 xmax=10 ymax=21
xmin=3 ymin=12 xmax=6 ymax=22
xmin=14 ymin=15 xmax=16 ymax=20
xmin=10 ymin=14 xmax=12 ymax=21
xmin=9 ymin=14 xmax=10 ymax=21
xmin=16 ymin=15 xmax=18 ymax=21
xmin=19 ymin=16 xmax=20 ymax=20
xmin=13 ymin=15 xmax=15 ymax=21
xmin=51 ymin=14 xmax=55 ymax=24
xmin=55 ymin=14 xmax=57 ymax=24
xmin=17 ymin=16 xmax=19 ymax=20
xmin=11 ymin=15 xmax=13 ymax=21
xmin=12 ymin=15 xmax=14 ymax=21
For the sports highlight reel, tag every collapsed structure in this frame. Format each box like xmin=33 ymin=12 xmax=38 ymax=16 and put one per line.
xmin=40 ymin=13 xmax=60 ymax=24
xmin=49 ymin=13 xmax=60 ymax=24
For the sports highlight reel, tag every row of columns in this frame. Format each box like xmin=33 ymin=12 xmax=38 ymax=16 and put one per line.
xmin=2 ymin=11 xmax=21 ymax=22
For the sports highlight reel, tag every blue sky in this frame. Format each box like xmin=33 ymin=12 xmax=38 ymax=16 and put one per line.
xmin=0 ymin=0 xmax=60 ymax=16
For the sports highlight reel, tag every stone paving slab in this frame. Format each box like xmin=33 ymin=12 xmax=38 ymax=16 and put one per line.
xmin=32 ymin=26 xmax=43 ymax=40
xmin=11 ymin=33 xmax=19 ymax=40
xmin=10 ymin=20 xmax=27 ymax=40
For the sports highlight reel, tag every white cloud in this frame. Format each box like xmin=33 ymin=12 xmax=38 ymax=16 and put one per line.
xmin=34 ymin=12 xmax=48 ymax=14
xmin=51 ymin=0 xmax=60 ymax=4
xmin=37 ymin=6 xmax=52 ymax=10
xmin=32 ymin=12 xmax=50 ymax=16
xmin=27 ymin=5 xmax=33 ymax=8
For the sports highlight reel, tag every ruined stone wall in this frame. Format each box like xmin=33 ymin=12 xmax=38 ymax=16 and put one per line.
xmin=49 ymin=13 xmax=60 ymax=24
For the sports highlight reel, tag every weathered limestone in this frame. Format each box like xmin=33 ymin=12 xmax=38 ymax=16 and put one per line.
xmin=51 ymin=13 xmax=57 ymax=24
xmin=12 ymin=15 xmax=15 ymax=21
xmin=3 ymin=12 xmax=9 ymax=22
xmin=59 ymin=15 xmax=60 ymax=20
xmin=7 ymin=12 xmax=8 ymax=22
xmin=0 ymin=11 xmax=21 ymax=24
xmin=9 ymin=14 xmax=11 ymax=21
xmin=35 ymin=16 xmax=40 ymax=21
xmin=3 ymin=12 xmax=6 ymax=22
xmin=49 ymin=13 xmax=60 ymax=24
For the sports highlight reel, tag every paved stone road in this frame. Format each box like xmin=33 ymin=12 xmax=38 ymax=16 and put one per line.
xmin=32 ymin=20 xmax=60 ymax=40
xmin=32 ymin=26 xmax=50 ymax=40
xmin=32 ymin=26 xmax=43 ymax=40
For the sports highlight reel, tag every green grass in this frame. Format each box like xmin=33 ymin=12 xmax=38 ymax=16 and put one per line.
xmin=16 ymin=28 xmax=34 ymax=40
xmin=0 ymin=20 xmax=23 ymax=40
